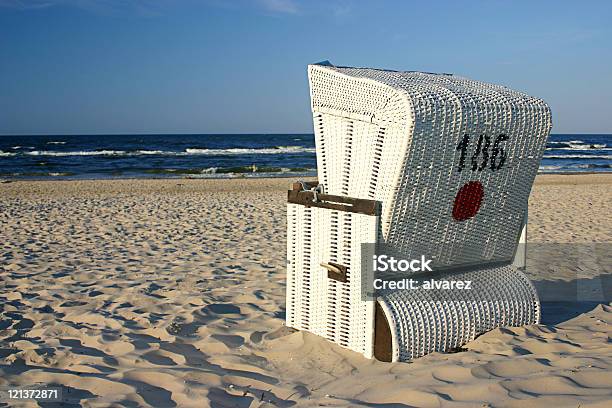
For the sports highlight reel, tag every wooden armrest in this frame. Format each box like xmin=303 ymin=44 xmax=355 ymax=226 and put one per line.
xmin=287 ymin=189 xmax=379 ymax=216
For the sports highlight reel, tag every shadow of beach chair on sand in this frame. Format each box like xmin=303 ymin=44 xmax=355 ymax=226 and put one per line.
xmin=285 ymin=62 xmax=553 ymax=362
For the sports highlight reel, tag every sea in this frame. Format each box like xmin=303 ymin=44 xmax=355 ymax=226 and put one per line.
xmin=0 ymin=134 xmax=610 ymax=180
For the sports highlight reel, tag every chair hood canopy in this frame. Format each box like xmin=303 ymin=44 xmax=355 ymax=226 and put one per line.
xmin=308 ymin=63 xmax=552 ymax=270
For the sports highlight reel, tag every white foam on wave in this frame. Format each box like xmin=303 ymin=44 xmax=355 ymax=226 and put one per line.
xmin=548 ymin=147 xmax=611 ymax=152
xmin=567 ymin=142 xmax=606 ymax=150
xmin=46 ymin=141 xmax=67 ymax=145
xmin=544 ymin=154 xmax=612 ymax=159
xmin=185 ymin=146 xmax=315 ymax=155
xmin=18 ymin=146 xmax=316 ymax=157
xmin=26 ymin=150 xmax=129 ymax=156
xmin=136 ymin=150 xmax=170 ymax=155
xmin=539 ymin=163 xmax=612 ymax=172
xmin=184 ymin=166 xmax=316 ymax=179
xmin=547 ymin=144 xmax=608 ymax=150
xmin=539 ymin=165 xmax=563 ymax=171
xmin=0 ymin=151 xmax=17 ymax=157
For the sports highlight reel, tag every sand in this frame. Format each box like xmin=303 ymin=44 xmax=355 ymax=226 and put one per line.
xmin=0 ymin=174 xmax=610 ymax=407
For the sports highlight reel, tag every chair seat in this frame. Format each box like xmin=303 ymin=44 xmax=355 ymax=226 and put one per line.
xmin=376 ymin=265 xmax=540 ymax=362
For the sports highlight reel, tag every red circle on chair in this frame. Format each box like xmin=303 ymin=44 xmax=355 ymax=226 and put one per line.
xmin=452 ymin=181 xmax=484 ymax=221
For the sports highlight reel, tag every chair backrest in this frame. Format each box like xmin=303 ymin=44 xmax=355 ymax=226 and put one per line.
xmin=308 ymin=64 xmax=552 ymax=271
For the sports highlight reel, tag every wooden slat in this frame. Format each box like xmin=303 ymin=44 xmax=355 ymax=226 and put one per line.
xmin=287 ymin=189 xmax=379 ymax=216
xmin=374 ymin=302 xmax=393 ymax=362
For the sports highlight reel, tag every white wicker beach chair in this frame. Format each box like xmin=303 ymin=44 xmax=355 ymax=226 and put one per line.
xmin=286 ymin=63 xmax=552 ymax=362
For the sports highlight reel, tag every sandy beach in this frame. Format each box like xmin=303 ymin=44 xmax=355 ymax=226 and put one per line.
xmin=0 ymin=174 xmax=610 ymax=407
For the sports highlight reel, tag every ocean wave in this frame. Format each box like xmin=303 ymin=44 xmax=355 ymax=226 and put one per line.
xmin=145 ymin=166 xmax=314 ymax=175
xmin=47 ymin=141 xmax=67 ymax=145
xmin=547 ymin=147 xmax=612 ymax=151
xmin=539 ymin=165 xmax=563 ymax=171
xmin=0 ymin=171 xmax=75 ymax=177
xmin=15 ymin=146 xmax=316 ymax=157
xmin=136 ymin=150 xmax=170 ymax=155
xmin=546 ymin=141 xmax=607 ymax=150
xmin=184 ymin=146 xmax=315 ymax=155
xmin=543 ymin=154 xmax=612 ymax=159
xmin=571 ymin=163 xmax=612 ymax=169
xmin=24 ymin=149 xmax=181 ymax=157
xmin=546 ymin=144 xmax=607 ymax=150
xmin=539 ymin=163 xmax=612 ymax=172
xmin=25 ymin=150 xmax=129 ymax=156
xmin=0 ymin=151 xmax=17 ymax=157
xmin=570 ymin=144 xmax=606 ymax=149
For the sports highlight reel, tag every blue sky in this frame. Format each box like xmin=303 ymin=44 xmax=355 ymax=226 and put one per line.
xmin=0 ymin=0 xmax=610 ymax=135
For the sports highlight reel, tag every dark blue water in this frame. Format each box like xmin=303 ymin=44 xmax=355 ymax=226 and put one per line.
xmin=0 ymin=134 xmax=609 ymax=179
xmin=0 ymin=134 xmax=316 ymax=179
xmin=540 ymin=134 xmax=611 ymax=173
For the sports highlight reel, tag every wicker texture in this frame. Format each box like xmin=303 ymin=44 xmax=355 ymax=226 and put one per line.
xmin=378 ymin=265 xmax=540 ymax=362
xmin=286 ymin=204 xmax=377 ymax=358
xmin=309 ymin=65 xmax=552 ymax=269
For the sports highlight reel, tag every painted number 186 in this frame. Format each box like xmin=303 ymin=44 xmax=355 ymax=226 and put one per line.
xmin=456 ymin=134 xmax=508 ymax=172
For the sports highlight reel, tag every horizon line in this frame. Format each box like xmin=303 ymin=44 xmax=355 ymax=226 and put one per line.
xmin=1 ymin=132 xmax=611 ymax=137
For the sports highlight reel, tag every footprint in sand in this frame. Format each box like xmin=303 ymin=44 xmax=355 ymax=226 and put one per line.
xmin=211 ymin=334 xmax=245 ymax=348
xmin=203 ymin=303 xmax=241 ymax=315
